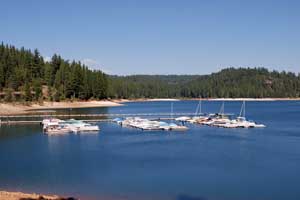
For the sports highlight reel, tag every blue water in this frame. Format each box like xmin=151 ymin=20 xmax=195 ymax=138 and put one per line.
xmin=0 ymin=101 xmax=300 ymax=200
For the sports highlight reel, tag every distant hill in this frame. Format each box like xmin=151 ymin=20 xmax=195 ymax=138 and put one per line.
xmin=108 ymin=68 xmax=300 ymax=98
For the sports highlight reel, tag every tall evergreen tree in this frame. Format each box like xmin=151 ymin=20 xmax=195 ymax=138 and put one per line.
xmin=24 ymin=82 xmax=32 ymax=101
xmin=33 ymin=79 xmax=42 ymax=101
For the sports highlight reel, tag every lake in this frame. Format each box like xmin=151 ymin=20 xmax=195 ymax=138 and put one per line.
xmin=0 ymin=100 xmax=300 ymax=200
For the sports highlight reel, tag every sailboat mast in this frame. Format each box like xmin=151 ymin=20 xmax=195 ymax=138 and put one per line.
xmin=244 ymin=101 xmax=246 ymax=117
xmin=244 ymin=101 xmax=246 ymax=118
xmin=239 ymin=101 xmax=246 ymax=117
xmin=199 ymin=99 xmax=202 ymax=115
xmin=194 ymin=101 xmax=199 ymax=116
xmin=219 ymin=101 xmax=225 ymax=114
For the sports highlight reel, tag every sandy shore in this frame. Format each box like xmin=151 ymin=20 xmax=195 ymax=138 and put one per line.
xmin=0 ymin=190 xmax=63 ymax=200
xmin=0 ymin=101 xmax=122 ymax=115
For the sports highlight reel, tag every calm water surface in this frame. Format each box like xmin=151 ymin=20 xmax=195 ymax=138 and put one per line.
xmin=0 ymin=101 xmax=300 ymax=200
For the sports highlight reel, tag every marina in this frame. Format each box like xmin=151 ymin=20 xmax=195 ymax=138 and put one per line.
xmin=174 ymin=101 xmax=266 ymax=128
xmin=0 ymin=101 xmax=266 ymax=131
xmin=1 ymin=1 xmax=300 ymax=198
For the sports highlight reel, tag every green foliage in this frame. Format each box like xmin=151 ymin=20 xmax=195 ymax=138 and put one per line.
xmin=47 ymin=86 xmax=54 ymax=101
xmin=3 ymin=88 xmax=14 ymax=102
xmin=24 ymin=82 xmax=32 ymax=101
xmin=108 ymin=68 xmax=300 ymax=98
xmin=0 ymin=42 xmax=299 ymax=101
xmin=33 ymin=79 xmax=42 ymax=101
xmin=0 ymin=43 xmax=108 ymax=102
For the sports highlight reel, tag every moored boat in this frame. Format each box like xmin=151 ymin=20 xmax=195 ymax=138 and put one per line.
xmin=44 ymin=122 xmax=71 ymax=134
xmin=42 ymin=118 xmax=100 ymax=133
xmin=63 ymin=119 xmax=100 ymax=133
xmin=169 ymin=123 xmax=189 ymax=131
xmin=117 ymin=117 xmax=188 ymax=131
xmin=217 ymin=101 xmax=266 ymax=128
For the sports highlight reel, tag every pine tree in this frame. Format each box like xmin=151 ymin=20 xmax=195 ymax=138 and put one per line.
xmin=44 ymin=63 xmax=53 ymax=86
xmin=24 ymin=82 xmax=32 ymax=101
xmin=0 ymin=61 xmax=4 ymax=90
xmin=33 ymin=79 xmax=42 ymax=101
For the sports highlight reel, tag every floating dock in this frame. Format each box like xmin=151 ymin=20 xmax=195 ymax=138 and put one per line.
xmin=0 ymin=113 xmax=179 ymax=125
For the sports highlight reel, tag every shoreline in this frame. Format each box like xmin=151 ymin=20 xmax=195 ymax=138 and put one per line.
xmin=0 ymin=190 xmax=65 ymax=200
xmin=0 ymin=98 xmax=299 ymax=115
xmin=113 ymin=97 xmax=300 ymax=103
xmin=0 ymin=100 xmax=122 ymax=115
xmin=194 ymin=97 xmax=300 ymax=101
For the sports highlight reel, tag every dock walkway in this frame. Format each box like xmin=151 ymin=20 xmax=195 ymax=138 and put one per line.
xmin=0 ymin=113 xmax=194 ymax=125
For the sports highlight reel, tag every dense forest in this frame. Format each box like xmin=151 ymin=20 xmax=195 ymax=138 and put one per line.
xmin=108 ymin=68 xmax=300 ymax=98
xmin=0 ymin=43 xmax=108 ymax=102
xmin=1 ymin=43 xmax=300 ymax=102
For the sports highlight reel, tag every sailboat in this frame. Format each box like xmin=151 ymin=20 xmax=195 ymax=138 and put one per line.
xmin=187 ymin=99 xmax=202 ymax=123
xmin=221 ymin=101 xmax=266 ymax=128
xmin=188 ymin=99 xmax=209 ymax=124
xmin=176 ymin=98 xmax=205 ymax=123
xmin=202 ymin=101 xmax=231 ymax=126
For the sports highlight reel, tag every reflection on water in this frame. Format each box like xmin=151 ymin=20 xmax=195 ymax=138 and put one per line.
xmin=0 ymin=101 xmax=300 ymax=200
xmin=47 ymin=133 xmax=101 ymax=155
xmin=177 ymin=194 xmax=207 ymax=200
xmin=0 ymin=124 xmax=39 ymax=139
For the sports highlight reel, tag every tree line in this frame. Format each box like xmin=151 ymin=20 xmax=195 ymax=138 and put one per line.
xmin=108 ymin=68 xmax=300 ymax=98
xmin=1 ymin=43 xmax=300 ymax=102
xmin=0 ymin=43 xmax=107 ymax=102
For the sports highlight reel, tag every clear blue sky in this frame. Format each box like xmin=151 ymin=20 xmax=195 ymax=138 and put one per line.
xmin=0 ymin=0 xmax=299 ymax=75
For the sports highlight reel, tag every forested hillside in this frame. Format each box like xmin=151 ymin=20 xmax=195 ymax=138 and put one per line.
xmin=1 ymin=43 xmax=299 ymax=102
xmin=0 ymin=43 xmax=108 ymax=102
xmin=108 ymin=68 xmax=300 ymax=98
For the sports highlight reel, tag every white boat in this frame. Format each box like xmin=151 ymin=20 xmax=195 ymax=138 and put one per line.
xmin=201 ymin=113 xmax=231 ymax=126
xmin=159 ymin=122 xmax=171 ymax=130
xmin=135 ymin=119 xmax=162 ymax=130
xmin=42 ymin=118 xmax=65 ymax=131
xmin=176 ymin=100 xmax=205 ymax=124
xmin=63 ymin=119 xmax=100 ymax=132
xmin=121 ymin=117 xmax=143 ymax=127
xmin=194 ymin=116 xmax=210 ymax=124
xmin=112 ymin=118 xmax=123 ymax=125
xmin=219 ymin=101 xmax=266 ymax=128
xmin=202 ymin=102 xmax=234 ymax=127
xmin=69 ymin=124 xmax=100 ymax=133
xmin=169 ymin=102 xmax=188 ymax=130
xmin=188 ymin=99 xmax=203 ymax=123
xmin=44 ymin=122 xmax=71 ymax=134
xmin=175 ymin=116 xmax=191 ymax=122
xmin=169 ymin=123 xmax=188 ymax=131
xmin=119 ymin=117 xmax=188 ymax=131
